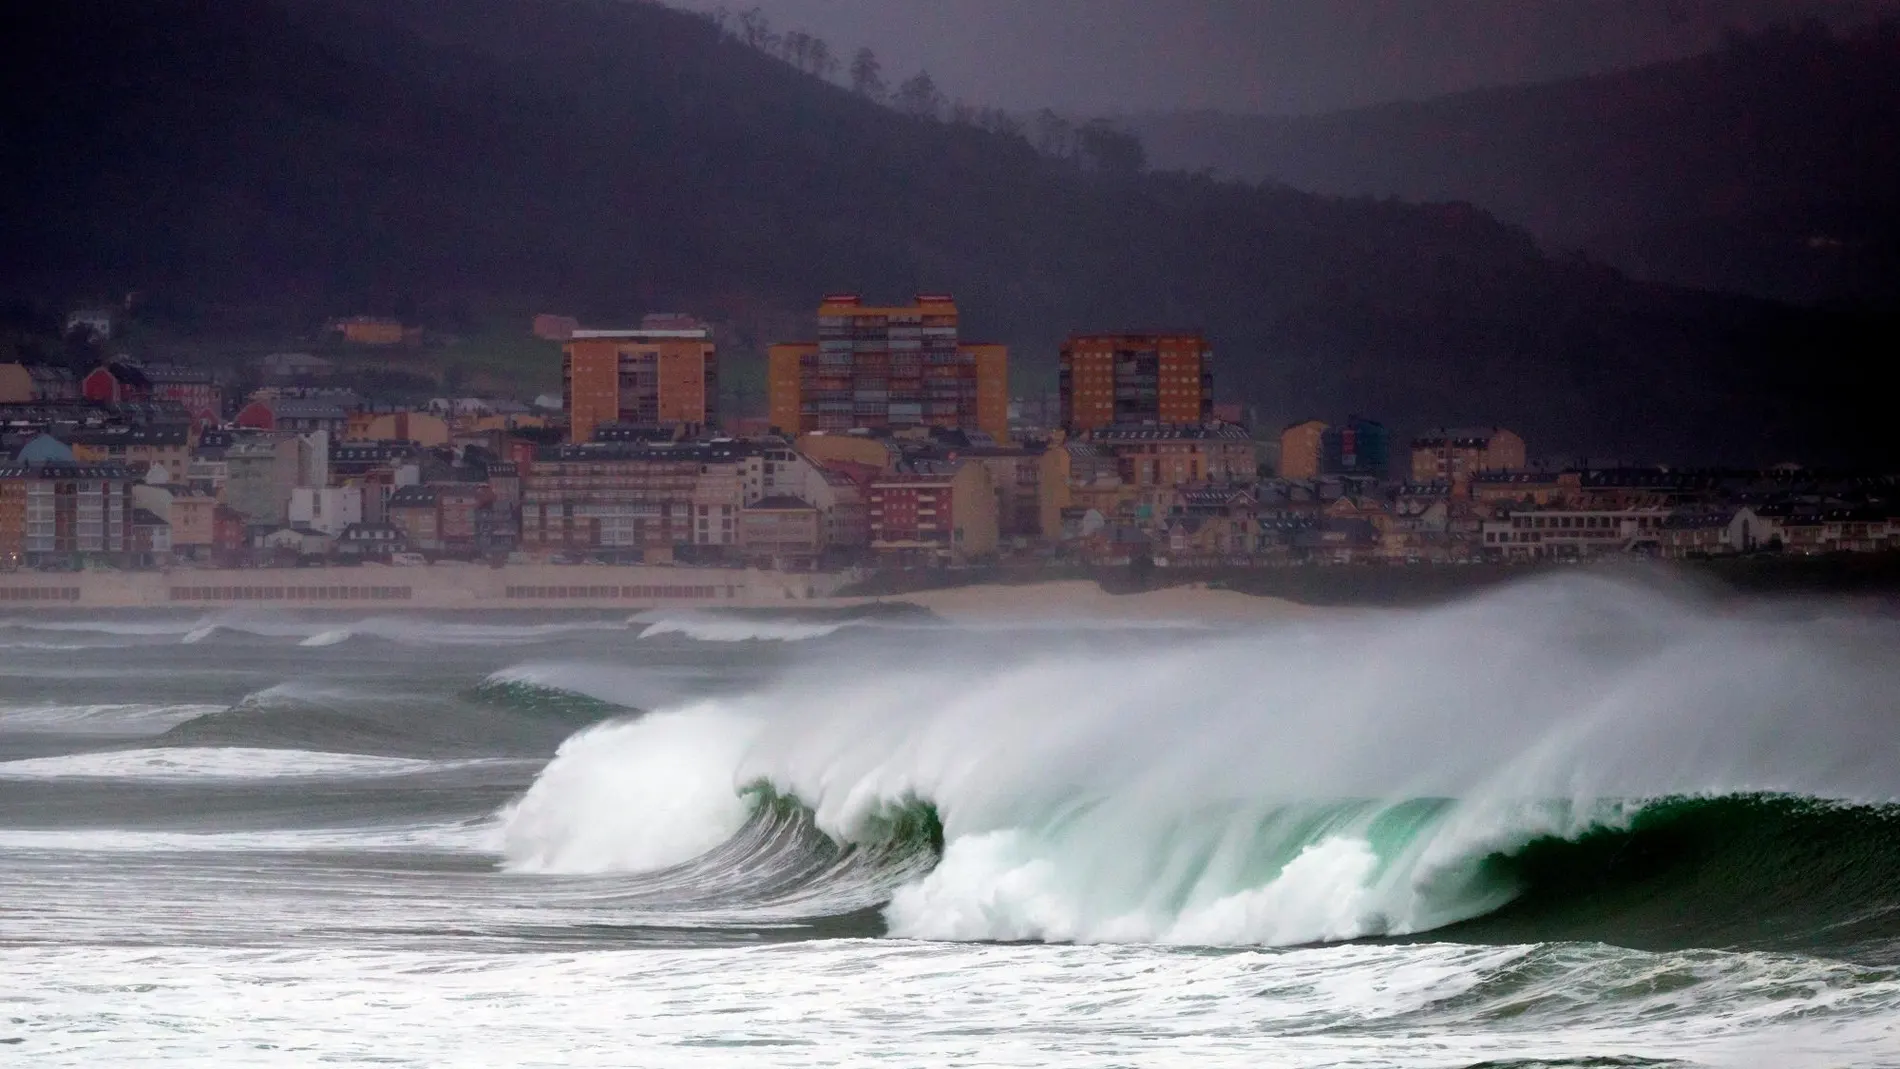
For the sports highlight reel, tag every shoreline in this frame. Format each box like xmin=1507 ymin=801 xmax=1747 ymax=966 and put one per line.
xmin=5 ymin=554 xmax=1898 ymax=618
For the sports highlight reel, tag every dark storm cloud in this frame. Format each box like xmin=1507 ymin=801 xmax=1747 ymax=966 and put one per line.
xmin=672 ymin=0 xmax=1900 ymax=113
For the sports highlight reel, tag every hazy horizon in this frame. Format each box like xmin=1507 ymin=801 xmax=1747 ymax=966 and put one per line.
xmin=670 ymin=0 xmax=1900 ymax=115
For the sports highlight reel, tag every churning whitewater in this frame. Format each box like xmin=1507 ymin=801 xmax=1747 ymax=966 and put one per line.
xmin=5 ymin=574 xmax=1900 ymax=1066
xmin=498 ymin=575 xmax=1900 ymax=951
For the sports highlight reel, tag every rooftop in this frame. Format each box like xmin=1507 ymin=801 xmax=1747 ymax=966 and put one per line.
xmin=1086 ymin=422 xmax=1251 ymax=443
xmin=0 ymin=461 xmax=140 ymax=480
xmin=570 ymin=328 xmax=710 ymax=341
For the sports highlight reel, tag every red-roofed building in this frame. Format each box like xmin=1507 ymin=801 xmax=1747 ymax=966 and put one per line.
xmin=80 ymin=362 xmax=152 ymax=404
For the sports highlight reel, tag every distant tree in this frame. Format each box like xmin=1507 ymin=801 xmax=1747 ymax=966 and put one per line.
xmin=1076 ymin=119 xmax=1146 ymax=178
xmin=808 ymin=38 xmax=837 ymax=81
xmin=1033 ymin=108 xmax=1074 ymax=159
xmin=893 ymin=71 xmax=943 ymax=119
xmin=949 ymin=99 xmax=977 ymax=126
xmin=782 ymin=29 xmax=811 ymax=70
xmin=849 ymin=47 xmax=885 ymax=99
xmin=736 ymin=6 xmax=771 ymax=49
xmin=60 ymin=326 xmax=106 ymax=373
xmin=976 ymin=107 xmax=1025 ymax=142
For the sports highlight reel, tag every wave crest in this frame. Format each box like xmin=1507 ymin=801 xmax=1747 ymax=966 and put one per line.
xmin=495 ymin=576 xmax=1900 ymax=951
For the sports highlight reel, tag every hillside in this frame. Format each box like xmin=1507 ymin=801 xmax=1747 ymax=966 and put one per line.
xmin=1128 ymin=23 xmax=1900 ymax=307
xmin=1 ymin=0 xmax=1892 ymax=466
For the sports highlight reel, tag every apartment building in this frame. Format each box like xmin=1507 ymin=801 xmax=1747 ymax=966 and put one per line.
xmin=387 ymin=484 xmax=492 ymax=555
xmin=1481 ymin=507 xmax=1669 ymax=559
xmin=1084 ymin=423 xmax=1256 ymax=490
xmin=868 ymin=460 xmax=998 ymax=564
xmin=142 ymin=364 xmax=223 ymax=425
xmin=0 ymin=462 xmax=139 ymax=565
xmin=1059 ymin=331 xmax=1212 ymax=433
xmin=562 ymin=317 xmax=717 ymax=443
xmin=739 ymin=496 xmax=825 ymax=567
xmin=518 ymin=439 xmax=768 ymax=555
xmin=767 ymin=294 xmax=1008 ymax=440
xmin=1410 ymin=427 xmax=1527 ymax=485
xmin=65 ymin=424 xmax=193 ymax=483
xmin=1279 ymin=419 xmax=1327 ymax=480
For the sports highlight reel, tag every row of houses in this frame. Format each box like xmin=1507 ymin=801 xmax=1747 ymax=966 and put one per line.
xmin=9 ymin=400 xmax=1899 ymax=571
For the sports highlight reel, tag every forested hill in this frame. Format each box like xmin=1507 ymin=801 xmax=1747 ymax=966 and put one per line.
xmin=1129 ymin=23 xmax=1900 ymax=308
xmin=0 ymin=0 xmax=1889 ymax=466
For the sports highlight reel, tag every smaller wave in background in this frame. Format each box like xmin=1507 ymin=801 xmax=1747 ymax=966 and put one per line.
xmin=299 ymin=629 xmax=354 ymax=647
xmin=0 ymin=746 xmax=508 ymax=781
xmin=0 ymin=820 xmax=498 ymax=855
xmin=631 ymin=602 xmax=939 ymax=644
xmin=8 ymin=613 xmax=633 ymax=650
xmin=466 ymin=675 xmax=638 ymax=723
xmin=147 ymin=674 xmax=633 ymax=759
xmin=481 ymin=662 xmax=727 ymax=715
xmin=636 ymin=615 xmax=848 ymax=643
xmin=331 ymin=618 xmax=629 ymax=647
xmin=0 ymin=703 xmax=224 ymax=736
xmin=1 ymin=618 xmax=211 ymax=637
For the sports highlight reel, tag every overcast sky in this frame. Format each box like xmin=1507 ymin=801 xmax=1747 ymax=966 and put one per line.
xmin=671 ymin=0 xmax=1898 ymax=114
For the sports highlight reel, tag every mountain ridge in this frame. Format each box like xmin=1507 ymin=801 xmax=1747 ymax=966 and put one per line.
xmin=0 ymin=0 xmax=1889 ymax=466
xmin=1126 ymin=22 xmax=1900 ymax=306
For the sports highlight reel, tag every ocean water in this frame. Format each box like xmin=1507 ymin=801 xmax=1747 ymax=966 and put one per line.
xmin=3 ymin=576 xmax=1899 ymax=1067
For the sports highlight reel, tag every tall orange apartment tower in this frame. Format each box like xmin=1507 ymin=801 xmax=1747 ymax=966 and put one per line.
xmin=562 ymin=317 xmax=717 ymax=443
xmin=1059 ymin=332 xmax=1213 ymax=433
xmin=767 ymin=294 xmax=1009 ymax=441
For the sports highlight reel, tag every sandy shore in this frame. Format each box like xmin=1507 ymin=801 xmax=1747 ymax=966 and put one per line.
xmin=835 ymin=580 xmax=1306 ymax=623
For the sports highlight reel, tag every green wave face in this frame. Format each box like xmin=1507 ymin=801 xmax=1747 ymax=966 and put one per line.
xmin=711 ymin=788 xmax=1900 ymax=958
xmin=465 ymin=678 xmax=635 ymax=723
xmin=1451 ymin=794 xmax=1900 ymax=957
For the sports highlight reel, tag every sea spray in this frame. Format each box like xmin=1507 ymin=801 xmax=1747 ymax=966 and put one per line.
xmin=498 ymin=708 xmax=759 ymax=874
xmin=495 ymin=573 xmax=1900 ymax=947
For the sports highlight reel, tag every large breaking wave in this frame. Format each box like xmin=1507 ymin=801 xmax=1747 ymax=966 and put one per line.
xmin=494 ymin=574 xmax=1900 ymax=952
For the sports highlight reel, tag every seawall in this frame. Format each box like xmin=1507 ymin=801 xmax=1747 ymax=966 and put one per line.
xmin=0 ymin=564 xmax=851 ymax=610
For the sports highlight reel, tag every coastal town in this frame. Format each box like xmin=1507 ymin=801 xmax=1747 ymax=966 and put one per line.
xmin=3 ymin=292 xmax=1897 ymax=599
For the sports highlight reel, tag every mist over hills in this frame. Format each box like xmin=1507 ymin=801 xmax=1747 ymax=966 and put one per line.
xmin=1129 ymin=23 xmax=1900 ymax=307
xmin=1 ymin=0 xmax=1889 ymax=466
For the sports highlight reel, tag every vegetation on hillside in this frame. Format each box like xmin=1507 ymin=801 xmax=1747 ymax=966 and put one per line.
xmin=1 ymin=1 xmax=1891 ymax=465
xmin=1129 ymin=22 xmax=1900 ymax=307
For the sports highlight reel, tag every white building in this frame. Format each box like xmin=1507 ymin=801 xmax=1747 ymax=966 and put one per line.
xmin=289 ymin=486 xmax=365 ymax=537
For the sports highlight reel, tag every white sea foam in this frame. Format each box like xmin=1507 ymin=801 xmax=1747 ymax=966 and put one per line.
xmin=499 ymin=573 xmax=1900 ymax=946
xmin=0 ymin=821 xmax=498 ymax=854
xmin=498 ymin=708 xmax=759 ymax=874
xmin=2 ymin=941 xmax=1895 ymax=1068
xmin=0 ymin=747 xmax=504 ymax=781
xmin=635 ymin=612 xmax=846 ymax=642
xmin=8 ymin=613 xmax=628 ymax=648
xmin=299 ymin=629 xmax=354 ymax=647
